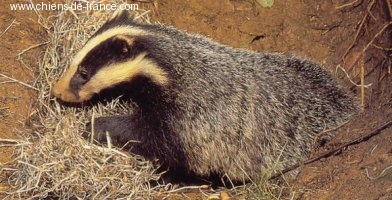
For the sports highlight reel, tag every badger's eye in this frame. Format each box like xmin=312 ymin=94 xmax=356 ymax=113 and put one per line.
xmin=78 ymin=67 xmax=89 ymax=80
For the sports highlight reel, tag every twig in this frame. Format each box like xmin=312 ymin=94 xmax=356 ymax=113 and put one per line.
xmin=313 ymin=121 xmax=349 ymax=145
xmin=335 ymin=65 xmax=372 ymax=88
xmin=0 ymin=81 xmax=16 ymax=84
xmin=17 ymin=161 xmax=39 ymax=170
xmin=0 ymin=73 xmax=39 ymax=91
xmin=367 ymin=0 xmax=377 ymax=21
xmin=16 ymin=42 xmax=49 ymax=60
xmin=370 ymin=144 xmax=378 ymax=155
xmin=165 ymin=185 xmax=210 ymax=194
xmin=360 ymin=62 xmax=365 ymax=110
xmin=0 ymin=138 xmax=26 ymax=144
xmin=387 ymin=0 xmax=392 ymax=18
xmin=335 ymin=0 xmax=360 ymax=9
xmin=342 ymin=21 xmax=392 ymax=73
xmin=0 ymin=138 xmax=30 ymax=147
xmin=90 ymin=111 xmax=95 ymax=144
xmin=361 ymin=22 xmax=392 ymax=53
xmin=0 ymin=18 xmax=16 ymax=38
xmin=67 ymin=8 xmax=79 ymax=20
xmin=339 ymin=0 xmax=392 ymax=82
xmin=106 ymin=131 xmax=112 ymax=150
xmin=342 ymin=0 xmax=376 ymax=61
xmin=270 ymin=120 xmax=392 ymax=180
xmin=372 ymin=44 xmax=392 ymax=51
xmin=16 ymin=42 xmax=49 ymax=71
xmin=82 ymin=144 xmax=130 ymax=158
xmin=365 ymin=165 xmax=392 ymax=180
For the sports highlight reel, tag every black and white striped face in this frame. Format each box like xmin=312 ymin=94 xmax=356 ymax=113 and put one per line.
xmin=52 ymin=12 xmax=168 ymax=103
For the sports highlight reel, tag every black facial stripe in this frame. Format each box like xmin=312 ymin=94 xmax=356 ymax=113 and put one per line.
xmin=80 ymin=38 xmax=130 ymax=76
xmin=84 ymin=37 xmax=144 ymax=72
xmin=68 ymin=36 xmax=146 ymax=95
xmin=68 ymin=73 xmax=85 ymax=98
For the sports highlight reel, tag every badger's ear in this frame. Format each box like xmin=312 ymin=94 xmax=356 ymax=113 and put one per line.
xmin=111 ymin=34 xmax=135 ymax=53
xmin=108 ymin=10 xmax=139 ymax=24
xmin=108 ymin=9 xmax=129 ymax=21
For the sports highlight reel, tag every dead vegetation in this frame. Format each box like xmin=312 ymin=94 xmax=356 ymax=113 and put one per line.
xmin=0 ymin=1 xmax=293 ymax=198
xmin=0 ymin=1 xmax=167 ymax=199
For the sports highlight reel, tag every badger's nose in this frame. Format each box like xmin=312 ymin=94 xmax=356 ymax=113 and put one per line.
xmin=51 ymin=83 xmax=81 ymax=103
xmin=51 ymin=85 xmax=62 ymax=99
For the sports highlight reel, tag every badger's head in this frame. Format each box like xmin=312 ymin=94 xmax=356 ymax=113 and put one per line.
xmin=52 ymin=11 xmax=168 ymax=103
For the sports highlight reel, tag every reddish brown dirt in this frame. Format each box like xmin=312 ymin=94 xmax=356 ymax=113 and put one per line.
xmin=145 ymin=1 xmax=391 ymax=199
xmin=147 ymin=1 xmax=391 ymax=198
xmin=0 ymin=0 xmax=46 ymax=193
xmin=1 ymin=0 xmax=391 ymax=199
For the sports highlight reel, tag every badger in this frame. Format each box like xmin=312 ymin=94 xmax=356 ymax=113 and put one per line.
xmin=52 ymin=11 xmax=359 ymax=182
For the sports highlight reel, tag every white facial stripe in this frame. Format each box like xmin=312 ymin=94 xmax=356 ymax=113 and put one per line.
xmin=52 ymin=26 xmax=147 ymax=103
xmin=78 ymin=52 xmax=169 ymax=101
xmin=108 ymin=9 xmax=124 ymax=21
xmin=71 ymin=26 xmax=145 ymax=67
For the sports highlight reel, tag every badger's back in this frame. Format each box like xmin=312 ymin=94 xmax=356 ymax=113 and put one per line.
xmin=137 ymin=23 xmax=359 ymax=179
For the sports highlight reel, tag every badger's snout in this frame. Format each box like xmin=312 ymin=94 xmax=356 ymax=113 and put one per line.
xmin=51 ymin=80 xmax=81 ymax=103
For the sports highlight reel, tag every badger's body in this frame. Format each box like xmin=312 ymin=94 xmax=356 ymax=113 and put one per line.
xmin=52 ymin=11 xmax=359 ymax=181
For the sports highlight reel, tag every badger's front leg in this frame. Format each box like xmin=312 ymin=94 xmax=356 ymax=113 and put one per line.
xmin=83 ymin=115 xmax=145 ymax=150
xmin=84 ymin=112 xmax=187 ymax=170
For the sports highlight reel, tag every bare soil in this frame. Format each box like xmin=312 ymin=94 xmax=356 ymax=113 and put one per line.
xmin=1 ymin=0 xmax=391 ymax=199
xmin=0 ymin=0 xmax=44 ymax=192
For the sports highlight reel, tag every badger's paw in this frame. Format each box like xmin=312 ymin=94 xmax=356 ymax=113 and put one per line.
xmin=82 ymin=116 xmax=132 ymax=147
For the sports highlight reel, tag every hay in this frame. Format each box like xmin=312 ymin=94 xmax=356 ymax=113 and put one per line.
xmin=0 ymin=1 xmax=168 ymax=199
xmin=0 ymin=1 xmax=291 ymax=198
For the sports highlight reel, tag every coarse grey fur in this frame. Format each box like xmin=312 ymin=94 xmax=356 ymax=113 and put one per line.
xmin=70 ymin=13 xmax=360 ymax=181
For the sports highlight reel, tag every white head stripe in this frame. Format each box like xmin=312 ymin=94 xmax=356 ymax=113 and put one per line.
xmin=72 ymin=26 xmax=145 ymax=67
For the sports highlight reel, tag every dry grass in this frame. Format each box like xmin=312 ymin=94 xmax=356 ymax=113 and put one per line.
xmin=0 ymin=1 xmax=169 ymax=199
xmin=0 ymin=1 xmax=295 ymax=199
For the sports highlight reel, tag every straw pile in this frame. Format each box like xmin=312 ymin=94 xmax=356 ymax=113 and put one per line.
xmin=0 ymin=1 xmax=293 ymax=199
xmin=1 ymin=1 xmax=167 ymax=199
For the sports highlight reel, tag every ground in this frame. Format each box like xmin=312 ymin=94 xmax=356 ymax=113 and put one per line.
xmin=0 ymin=0 xmax=391 ymax=199
xmin=0 ymin=0 xmax=43 ymax=192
